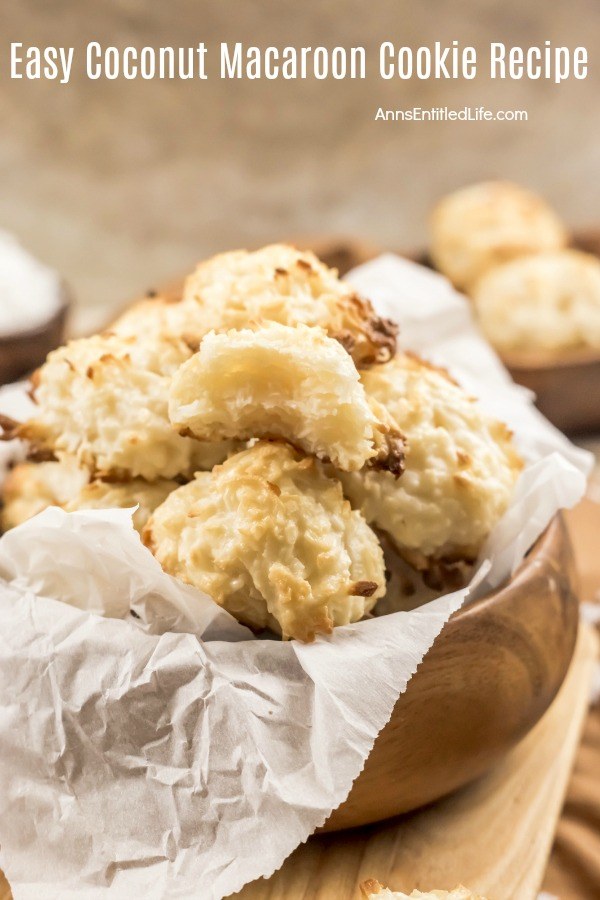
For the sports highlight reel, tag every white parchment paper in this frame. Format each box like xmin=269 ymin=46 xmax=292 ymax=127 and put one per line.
xmin=0 ymin=256 xmax=592 ymax=899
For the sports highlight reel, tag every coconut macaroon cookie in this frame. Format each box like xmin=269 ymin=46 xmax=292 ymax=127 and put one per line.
xmin=64 ymin=477 xmax=178 ymax=533
xmin=473 ymin=249 xmax=600 ymax=352
xmin=182 ymin=243 xmax=398 ymax=366
xmin=0 ymin=458 xmax=90 ymax=531
xmin=169 ymin=322 xmax=405 ymax=474
xmin=20 ymin=332 xmax=232 ymax=481
xmin=361 ymin=881 xmax=487 ymax=900
xmin=0 ymin=457 xmax=178 ymax=534
xmin=143 ymin=441 xmax=386 ymax=641
xmin=430 ymin=181 xmax=567 ymax=292
xmin=109 ymin=294 xmax=209 ymax=351
xmin=339 ymin=353 xmax=522 ymax=570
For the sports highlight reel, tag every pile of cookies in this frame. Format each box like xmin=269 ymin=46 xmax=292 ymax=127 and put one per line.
xmin=1 ymin=244 xmax=521 ymax=641
xmin=431 ymin=181 xmax=600 ymax=354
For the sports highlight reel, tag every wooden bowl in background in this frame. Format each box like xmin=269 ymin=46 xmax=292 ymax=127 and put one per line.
xmin=501 ymin=346 xmax=600 ymax=434
xmin=325 ymin=514 xmax=578 ymax=831
xmin=0 ymin=291 xmax=70 ymax=387
xmin=299 ymin=235 xmax=383 ymax=277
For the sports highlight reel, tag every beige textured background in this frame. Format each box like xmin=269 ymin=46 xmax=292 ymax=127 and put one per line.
xmin=1 ymin=0 xmax=599 ymax=331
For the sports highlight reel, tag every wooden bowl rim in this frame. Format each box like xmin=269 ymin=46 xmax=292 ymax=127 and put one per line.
xmin=0 ymin=287 xmax=70 ymax=348
xmin=500 ymin=345 xmax=600 ymax=371
xmin=325 ymin=510 xmax=577 ymax=830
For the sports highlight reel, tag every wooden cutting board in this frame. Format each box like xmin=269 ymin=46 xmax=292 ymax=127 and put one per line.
xmin=565 ymin=496 xmax=600 ymax=603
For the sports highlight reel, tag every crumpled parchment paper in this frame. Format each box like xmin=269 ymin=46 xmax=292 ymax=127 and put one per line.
xmin=0 ymin=256 xmax=592 ymax=899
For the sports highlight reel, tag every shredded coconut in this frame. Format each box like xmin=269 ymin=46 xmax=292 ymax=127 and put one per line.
xmin=0 ymin=231 xmax=62 ymax=337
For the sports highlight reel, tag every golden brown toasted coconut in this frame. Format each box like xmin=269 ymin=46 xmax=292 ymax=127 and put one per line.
xmin=27 ymin=367 xmax=41 ymax=401
xmin=143 ymin=441 xmax=386 ymax=641
xmin=366 ymin=397 xmax=406 ymax=477
xmin=169 ymin=322 xmax=405 ymax=474
xmin=26 ymin=446 xmax=58 ymax=463
xmin=361 ymin=882 xmax=385 ymax=898
xmin=351 ymin=580 xmax=379 ymax=597
xmin=181 ymin=244 xmax=398 ymax=367
xmin=330 ymin=292 xmax=399 ymax=366
xmin=0 ymin=413 xmax=20 ymax=441
xmin=12 ymin=418 xmax=59 ymax=463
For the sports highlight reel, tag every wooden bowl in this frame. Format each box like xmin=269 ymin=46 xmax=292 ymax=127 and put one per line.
xmin=115 ymin=263 xmax=578 ymax=828
xmin=500 ymin=346 xmax=600 ymax=434
xmin=324 ymin=514 xmax=578 ymax=831
xmin=0 ymin=291 xmax=70 ymax=386
xmin=126 ymin=257 xmax=577 ymax=829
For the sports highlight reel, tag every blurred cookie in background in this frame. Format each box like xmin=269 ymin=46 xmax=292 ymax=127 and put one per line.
xmin=429 ymin=181 xmax=567 ymax=292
